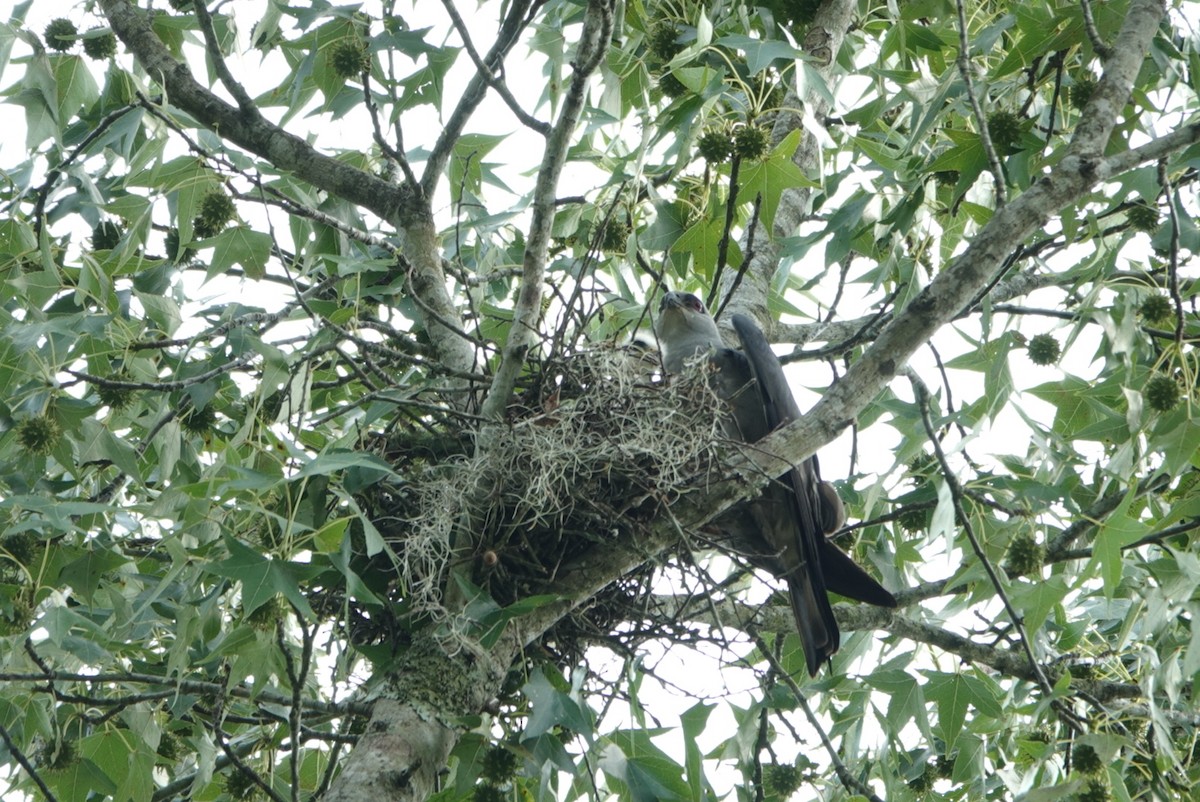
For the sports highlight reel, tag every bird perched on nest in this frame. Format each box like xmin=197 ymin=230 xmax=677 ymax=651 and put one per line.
xmin=655 ymin=291 xmax=896 ymax=676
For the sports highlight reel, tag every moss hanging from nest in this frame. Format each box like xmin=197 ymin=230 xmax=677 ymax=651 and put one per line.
xmin=395 ymin=346 xmax=727 ymax=623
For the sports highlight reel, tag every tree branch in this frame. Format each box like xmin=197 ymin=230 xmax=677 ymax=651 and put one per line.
xmin=96 ymin=0 xmax=476 ymax=378
xmin=478 ymin=0 xmax=613 ymax=421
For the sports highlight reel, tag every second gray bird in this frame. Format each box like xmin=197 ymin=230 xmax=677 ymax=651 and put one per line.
xmin=656 ymin=291 xmax=896 ymax=676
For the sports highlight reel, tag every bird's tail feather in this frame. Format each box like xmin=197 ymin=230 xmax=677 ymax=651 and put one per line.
xmin=818 ymin=540 xmax=897 ymax=608
xmin=788 ymin=578 xmax=837 ymax=677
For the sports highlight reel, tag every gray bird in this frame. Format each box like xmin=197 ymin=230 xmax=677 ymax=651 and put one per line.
xmin=656 ymin=291 xmax=896 ymax=676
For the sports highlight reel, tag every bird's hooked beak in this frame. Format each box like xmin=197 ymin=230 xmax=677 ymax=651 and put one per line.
xmin=657 ymin=291 xmax=706 ymax=317
xmin=658 ymin=292 xmax=683 ymax=313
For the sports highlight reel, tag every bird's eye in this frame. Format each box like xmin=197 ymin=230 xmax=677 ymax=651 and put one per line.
xmin=686 ymin=295 xmax=703 ymax=311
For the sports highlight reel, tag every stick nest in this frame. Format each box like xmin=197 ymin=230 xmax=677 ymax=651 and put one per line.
xmin=382 ymin=346 xmax=727 ymax=656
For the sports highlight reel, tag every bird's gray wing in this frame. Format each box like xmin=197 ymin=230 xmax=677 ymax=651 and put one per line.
xmin=728 ymin=315 xmax=839 ymax=675
xmin=730 ymin=314 xmax=896 ymax=674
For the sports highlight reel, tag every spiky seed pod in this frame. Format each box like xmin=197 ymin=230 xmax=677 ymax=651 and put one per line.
xmin=1004 ymin=532 xmax=1044 ymax=575
xmin=164 ymin=228 xmax=196 ymax=263
xmin=658 ymin=71 xmax=687 ymax=98
xmin=762 ymin=763 xmax=803 ymax=797
xmin=1138 ymin=293 xmax=1173 ymax=325
xmin=95 ymin=371 xmax=136 ymax=410
xmin=598 ymin=218 xmax=630 ymax=251
xmin=647 ymin=20 xmax=682 ymax=61
xmin=168 ymin=0 xmax=194 ymax=10
xmin=245 ymin=596 xmax=287 ymax=631
xmin=199 ymin=189 xmax=236 ymax=228
xmin=1144 ymin=374 xmax=1180 ymax=412
xmin=986 ymin=110 xmax=1022 ymax=153
xmin=82 ymin=29 xmax=117 ymax=60
xmin=44 ymin=18 xmax=78 ymax=52
xmin=16 ymin=416 xmax=61 ymax=456
xmin=1078 ymin=778 xmax=1110 ymax=802
xmin=0 ymin=595 xmax=34 ymax=636
xmin=907 ymin=764 xmax=936 ymax=792
xmin=933 ymin=169 xmax=960 ymax=186
xmin=181 ymin=404 xmax=218 ymax=434
xmin=908 ymin=453 xmax=936 ymax=482
xmin=35 ymin=738 xmax=78 ymax=770
xmin=1 ymin=533 xmax=40 ymax=567
xmin=224 ymin=768 xmax=257 ymax=800
xmin=193 ymin=189 xmax=236 ymax=238
xmin=935 ymin=753 xmax=955 ymax=778
xmin=1073 ymin=744 xmax=1103 ymax=775
xmin=1068 ymin=662 xmax=1096 ymax=680
xmin=1127 ymin=202 xmax=1160 ymax=233
xmin=156 ymin=732 xmax=183 ymax=761
xmin=480 ymin=745 xmax=520 ymax=783
xmin=329 ymin=38 xmax=371 ymax=79
xmin=1027 ymin=333 xmax=1061 ymax=365
xmin=1025 ymin=727 xmax=1053 ymax=744
xmin=1069 ymin=76 xmax=1097 ymax=110
xmin=91 ymin=221 xmax=123 ymax=251
xmin=733 ymin=124 xmax=770 ymax=160
xmin=698 ymin=127 xmax=734 ymax=163
xmin=192 ymin=217 xmax=219 ymax=239
xmin=472 ymin=784 xmax=506 ymax=802
xmin=897 ymin=507 xmax=928 ymax=533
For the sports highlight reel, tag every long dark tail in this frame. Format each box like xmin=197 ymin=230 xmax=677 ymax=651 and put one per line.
xmin=786 ymin=572 xmax=839 ymax=676
xmin=818 ymin=540 xmax=897 ymax=607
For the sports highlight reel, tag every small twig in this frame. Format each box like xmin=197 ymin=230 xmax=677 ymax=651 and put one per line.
xmin=714 ymin=192 xmax=762 ymax=321
xmin=927 ymin=342 xmax=969 ymax=441
xmin=909 ymin=370 xmax=1082 ymax=733
xmin=0 ymin=721 xmax=59 ymax=802
xmin=1046 ymin=473 xmax=1172 ymax=558
xmin=66 ymin=356 xmax=254 ymax=393
xmin=753 ymin=634 xmax=887 ymax=802
xmin=1157 ymin=161 xmax=1185 ymax=346
xmin=439 ymin=0 xmax=549 ymax=135
xmin=361 ymin=70 xmax=419 ymax=186
xmin=1080 ymin=0 xmax=1114 ymax=59
xmin=955 ymin=0 xmax=1007 ymax=207
xmin=212 ymin=664 xmax=289 ymax=802
xmin=1043 ymin=52 xmax=1066 ymax=153
xmin=779 ymin=285 xmax=902 ymax=364
xmin=193 ymin=1 xmax=259 ymax=117
xmin=707 ymin=155 xmax=743 ymax=309
xmin=822 ymin=258 xmax=852 ymax=325
xmin=634 ymin=249 xmax=667 ymax=291
xmin=278 ymin=608 xmax=313 ymax=802
xmin=29 ymin=102 xmax=140 ymax=235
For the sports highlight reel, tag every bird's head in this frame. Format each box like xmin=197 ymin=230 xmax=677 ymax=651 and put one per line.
xmin=655 ymin=291 xmax=722 ymax=371
xmin=656 ymin=291 xmax=713 ymax=329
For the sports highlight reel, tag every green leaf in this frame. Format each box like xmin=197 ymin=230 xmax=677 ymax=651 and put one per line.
xmin=312 ymin=516 xmax=351 ymax=553
xmin=1088 ymin=491 xmax=1151 ymax=595
xmin=293 ymin=449 xmax=398 ymax=481
xmin=738 ymin=130 xmax=818 ymax=231
xmin=205 ymin=536 xmax=316 ymax=617
xmin=867 ymin=670 xmax=926 ymax=734
xmin=715 ymin=35 xmax=802 ymax=74
xmin=451 ymin=132 xmax=508 ymax=202
xmin=51 ymin=54 xmax=99 ymax=124
xmin=1010 ymin=577 xmax=1068 ymax=634
xmin=600 ymin=730 xmax=691 ymax=802
xmin=523 ymin=668 xmax=593 ymax=739
xmin=58 ymin=547 xmax=127 ymax=605
xmin=44 ymin=756 xmax=119 ymax=802
xmin=679 ymin=703 xmax=712 ymax=802
xmin=672 ymin=215 xmax=723 ymax=282
xmin=924 ymin=672 xmax=971 ymax=752
xmin=206 ymin=225 xmax=272 ymax=280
